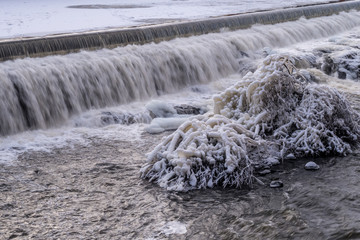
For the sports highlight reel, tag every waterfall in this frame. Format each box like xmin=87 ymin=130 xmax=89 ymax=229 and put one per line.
xmin=1 ymin=9 xmax=360 ymax=136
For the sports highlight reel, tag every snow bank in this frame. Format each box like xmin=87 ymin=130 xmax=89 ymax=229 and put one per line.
xmin=141 ymin=55 xmax=360 ymax=191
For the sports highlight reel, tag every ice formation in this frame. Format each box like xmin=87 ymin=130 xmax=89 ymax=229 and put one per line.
xmin=141 ymin=55 xmax=360 ymax=191
xmin=141 ymin=114 xmax=275 ymax=191
xmin=145 ymin=117 xmax=189 ymax=134
xmin=144 ymin=100 xmax=205 ymax=134
xmin=214 ymin=55 xmax=360 ymax=156
xmin=145 ymin=100 xmax=177 ymax=118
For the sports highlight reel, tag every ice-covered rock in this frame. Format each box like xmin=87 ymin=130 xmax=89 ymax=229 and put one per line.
xmin=270 ymin=180 xmax=283 ymax=188
xmin=284 ymin=153 xmax=296 ymax=160
xmin=145 ymin=100 xmax=177 ymax=118
xmin=304 ymin=161 xmax=320 ymax=170
xmin=321 ymin=50 xmax=360 ymax=80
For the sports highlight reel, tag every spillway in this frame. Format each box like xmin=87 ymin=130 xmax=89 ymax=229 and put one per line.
xmin=0 ymin=1 xmax=360 ymax=60
xmin=1 ymin=3 xmax=360 ymax=136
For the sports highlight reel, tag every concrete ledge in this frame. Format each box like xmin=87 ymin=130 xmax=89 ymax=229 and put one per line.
xmin=1 ymin=1 xmax=360 ymax=61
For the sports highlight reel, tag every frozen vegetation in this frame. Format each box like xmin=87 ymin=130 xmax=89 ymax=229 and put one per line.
xmin=141 ymin=55 xmax=360 ymax=191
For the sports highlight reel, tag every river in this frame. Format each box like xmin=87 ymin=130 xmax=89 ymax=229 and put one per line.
xmin=1 ymin=2 xmax=360 ymax=240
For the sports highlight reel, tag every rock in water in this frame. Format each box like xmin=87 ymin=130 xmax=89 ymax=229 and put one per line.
xmin=304 ymin=161 xmax=320 ymax=170
xmin=285 ymin=153 xmax=296 ymax=160
xmin=270 ymin=180 xmax=283 ymax=188
xmin=174 ymin=104 xmax=207 ymax=115
xmin=259 ymin=169 xmax=271 ymax=176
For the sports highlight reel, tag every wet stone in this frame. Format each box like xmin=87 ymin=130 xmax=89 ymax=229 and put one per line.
xmin=259 ymin=169 xmax=271 ymax=176
xmin=101 ymin=112 xmax=137 ymax=125
xmin=174 ymin=104 xmax=207 ymax=115
xmin=270 ymin=180 xmax=283 ymax=188
xmin=285 ymin=153 xmax=296 ymax=160
xmin=322 ymin=55 xmax=336 ymax=75
xmin=337 ymin=70 xmax=346 ymax=79
xmin=304 ymin=161 xmax=320 ymax=170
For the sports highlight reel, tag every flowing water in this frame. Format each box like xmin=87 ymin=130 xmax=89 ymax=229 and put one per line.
xmin=1 ymin=5 xmax=360 ymax=240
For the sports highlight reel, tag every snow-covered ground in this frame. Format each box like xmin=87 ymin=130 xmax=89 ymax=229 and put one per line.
xmin=0 ymin=0 xmax=334 ymax=39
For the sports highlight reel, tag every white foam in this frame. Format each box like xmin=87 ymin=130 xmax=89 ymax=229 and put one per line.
xmin=160 ymin=221 xmax=187 ymax=235
xmin=0 ymin=123 xmax=144 ymax=165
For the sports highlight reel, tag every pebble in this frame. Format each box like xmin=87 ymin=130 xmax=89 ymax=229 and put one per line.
xmin=304 ymin=161 xmax=320 ymax=170
xmin=270 ymin=180 xmax=283 ymax=188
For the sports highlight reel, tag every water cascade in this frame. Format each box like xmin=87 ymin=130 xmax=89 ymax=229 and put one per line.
xmin=1 ymin=8 xmax=360 ymax=136
xmin=0 ymin=1 xmax=360 ymax=60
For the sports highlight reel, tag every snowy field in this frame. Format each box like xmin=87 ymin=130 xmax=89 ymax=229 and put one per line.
xmin=0 ymin=0 xmax=334 ymax=39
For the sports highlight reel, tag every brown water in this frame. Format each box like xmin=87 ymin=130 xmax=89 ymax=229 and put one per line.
xmin=1 ymin=132 xmax=359 ymax=240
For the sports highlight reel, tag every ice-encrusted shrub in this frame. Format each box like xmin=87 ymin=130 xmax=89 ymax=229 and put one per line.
xmin=141 ymin=55 xmax=360 ymax=191
xmin=214 ymin=55 xmax=360 ymax=156
xmin=214 ymin=56 xmax=305 ymax=136
xmin=141 ymin=114 xmax=275 ymax=191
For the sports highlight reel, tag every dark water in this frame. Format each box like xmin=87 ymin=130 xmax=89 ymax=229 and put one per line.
xmin=149 ymin=155 xmax=360 ymax=240
xmin=1 ymin=134 xmax=359 ymax=239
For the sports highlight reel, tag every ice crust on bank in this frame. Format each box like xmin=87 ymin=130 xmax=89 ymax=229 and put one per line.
xmin=141 ymin=55 xmax=360 ymax=191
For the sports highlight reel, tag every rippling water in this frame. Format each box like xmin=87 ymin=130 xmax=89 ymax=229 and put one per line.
xmin=1 ymin=135 xmax=359 ymax=239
